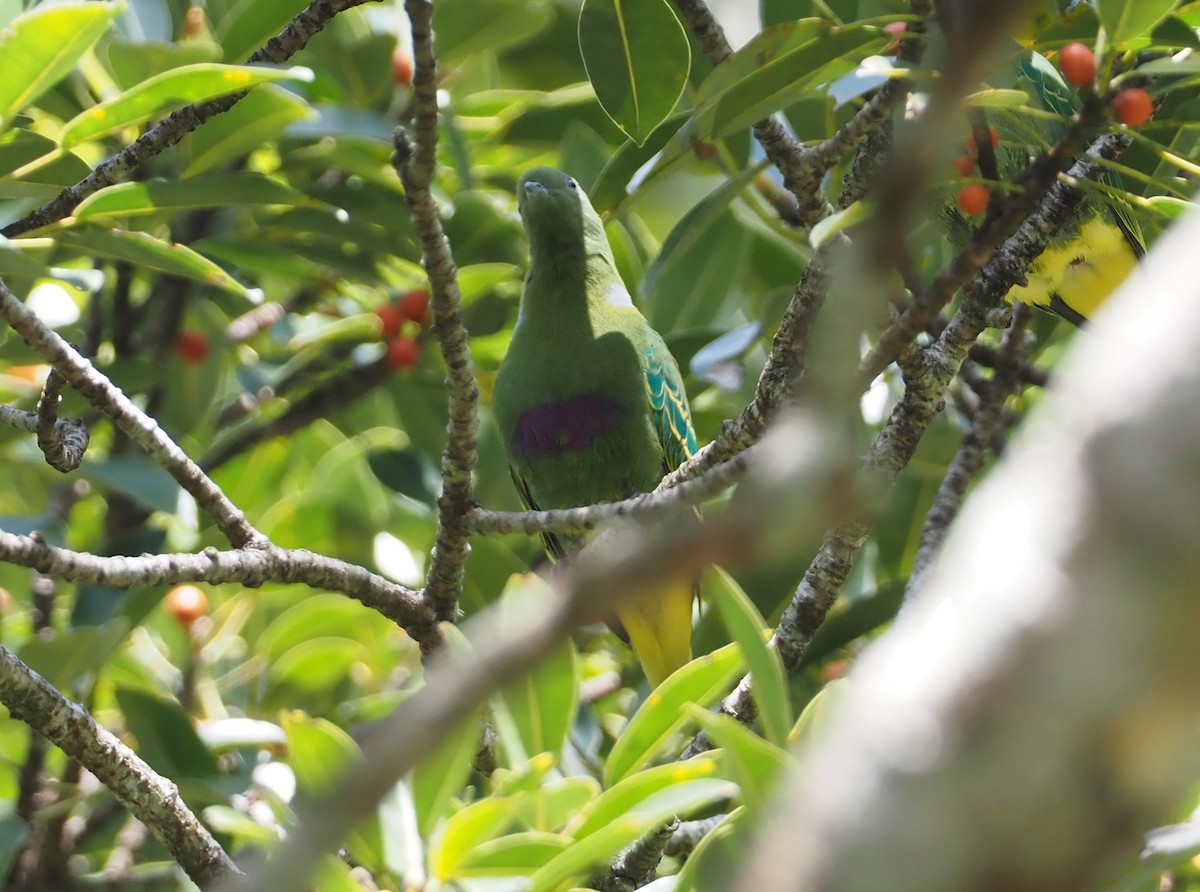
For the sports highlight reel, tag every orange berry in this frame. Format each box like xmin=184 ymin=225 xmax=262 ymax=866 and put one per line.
xmin=398 ymin=290 xmax=430 ymax=324
xmin=956 ymin=183 xmax=990 ymax=215
xmin=392 ymin=47 xmax=414 ymax=87
xmin=965 ymin=126 xmax=999 ymax=156
xmin=951 ymin=154 xmax=975 ymax=177
xmin=165 ymin=585 xmax=209 ymax=629
xmin=386 ymin=337 xmax=421 ymax=370
xmin=1058 ymin=42 xmax=1097 ymax=86
xmin=375 ymin=303 xmax=405 ymax=339
xmin=883 ymin=21 xmax=906 ymax=56
xmin=1111 ymin=87 xmax=1153 ymax=126
xmin=175 ymin=331 xmax=209 ymax=364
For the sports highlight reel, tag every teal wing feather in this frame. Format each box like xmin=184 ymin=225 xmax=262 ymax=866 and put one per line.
xmin=643 ymin=341 xmax=697 ymax=473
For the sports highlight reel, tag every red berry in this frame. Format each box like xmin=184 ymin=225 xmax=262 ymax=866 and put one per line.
xmin=883 ymin=21 xmax=906 ymax=56
xmin=1111 ymin=87 xmax=1153 ymax=126
xmin=965 ymin=126 xmax=999 ymax=156
xmin=375 ymin=303 xmax=405 ymax=339
xmin=398 ymin=290 xmax=430 ymax=324
xmin=956 ymin=183 xmax=990 ymax=215
xmin=951 ymin=154 xmax=975 ymax=177
xmin=176 ymin=331 xmax=209 ymax=363
xmin=392 ymin=47 xmax=414 ymax=87
xmin=1058 ymin=42 xmax=1097 ymax=87
xmin=165 ymin=585 xmax=209 ymax=629
xmin=386 ymin=337 xmax=421 ymax=370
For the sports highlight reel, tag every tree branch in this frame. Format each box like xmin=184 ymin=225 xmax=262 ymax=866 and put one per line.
xmin=0 ymin=647 xmax=240 ymax=890
xmin=0 ymin=530 xmax=439 ymax=652
xmin=392 ymin=0 xmax=479 ymax=626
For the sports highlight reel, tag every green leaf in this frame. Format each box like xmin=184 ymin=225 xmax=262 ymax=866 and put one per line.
xmin=0 ymin=815 xmax=28 ymax=882
xmin=531 ymin=779 xmax=735 ymax=892
xmin=589 ymin=111 xmax=687 ymax=211
xmin=216 ymin=0 xmax=302 ymax=63
xmin=578 ymin=0 xmax=690 ymax=144
xmin=430 ymin=797 xmax=519 ymax=882
xmin=569 ymin=754 xmax=725 ymax=838
xmin=459 ymin=831 xmax=570 ymax=876
xmin=672 ymin=807 xmax=748 ymax=892
xmin=78 ymin=456 xmax=183 ymax=514
xmin=493 ymin=575 xmax=579 ymax=765
xmin=705 ymin=567 xmax=789 ymax=748
xmin=964 ymin=88 xmax=1033 ymax=107
xmin=644 ymin=208 xmax=751 ymax=332
xmin=434 ymin=0 xmax=554 ymax=65
xmin=809 ymin=199 xmax=874 ymax=249
xmin=183 ymin=84 xmax=311 ymax=176
xmin=17 ymin=619 xmax=130 ymax=689
xmin=115 ymin=686 xmax=220 ymax=778
xmin=60 ymin=63 xmax=312 ymax=148
xmin=604 ymin=641 xmax=744 ymax=786
xmin=686 ymin=707 xmax=789 ymax=814
xmin=73 ymin=172 xmax=310 ymax=220
xmin=104 ymin=38 xmax=224 ymax=90
xmin=0 ymin=3 xmax=121 ymax=135
xmin=1095 ymin=0 xmax=1179 ymax=44
xmin=411 ymin=709 xmax=481 ymax=837
xmin=514 ymin=776 xmax=603 ymax=833
xmin=790 ymin=678 xmax=847 ymax=745
xmin=691 ymin=19 xmax=877 ymax=139
xmin=55 ymin=228 xmax=248 ymax=296
xmin=281 ymin=711 xmax=362 ymax=797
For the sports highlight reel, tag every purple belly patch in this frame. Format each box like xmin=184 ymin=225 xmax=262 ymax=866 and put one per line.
xmin=513 ymin=393 xmax=625 ymax=457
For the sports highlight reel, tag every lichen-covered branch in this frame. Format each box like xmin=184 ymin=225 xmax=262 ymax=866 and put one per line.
xmin=470 ymin=448 xmax=750 ymax=537
xmin=2 ymin=0 xmax=380 ymax=238
xmin=393 ymin=0 xmax=479 ymax=625
xmin=0 ymin=647 xmax=240 ymax=890
xmin=0 ymin=530 xmax=439 ymax=652
xmin=596 ymin=819 xmax=679 ymax=892
xmin=0 ymin=278 xmax=264 ymax=549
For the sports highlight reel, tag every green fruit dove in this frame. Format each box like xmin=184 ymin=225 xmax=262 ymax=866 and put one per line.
xmin=492 ymin=167 xmax=698 ymax=687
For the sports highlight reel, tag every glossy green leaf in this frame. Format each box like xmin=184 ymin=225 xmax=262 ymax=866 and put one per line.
xmin=115 ymin=686 xmax=220 ymax=778
xmin=493 ymin=575 xmax=579 ymax=766
xmin=434 ymin=0 xmax=553 ymax=64
xmin=459 ymin=831 xmax=570 ymax=875
xmin=183 ymin=84 xmax=311 ymax=176
xmin=270 ymin=637 xmax=364 ymax=693
xmin=578 ymin=0 xmax=690 ymax=144
xmin=281 ymin=711 xmax=362 ymax=797
xmin=514 ymin=776 xmax=603 ymax=833
xmin=1095 ymin=0 xmax=1179 ymax=44
xmin=216 ymin=0 xmax=300 ymax=63
xmin=570 ymin=753 xmax=725 ymax=838
xmin=604 ymin=641 xmax=743 ymax=785
xmin=73 ymin=172 xmax=310 ymax=220
xmin=706 ymin=567 xmax=789 ymax=748
xmin=643 ymin=162 xmax=764 ymax=305
xmin=60 ymin=63 xmax=312 ymax=148
xmin=693 ymin=19 xmax=878 ymax=138
xmin=531 ymin=779 xmax=735 ymax=892
xmin=644 ymin=208 xmax=751 ymax=332
xmin=686 ymin=707 xmax=789 ymax=813
xmin=55 ymin=228 xmax=248 ymax=296
xmin=78 ymin=456 xmax=182 ymax=514
xmin=411 ymin=709 xmax=481 ymax=837
xmin=18 ymin=619 xmax=130 ymax=689
xmin=810 ymin=199 xmax=874 ymax=248
xmin=430 ymin=797 xmax=519 ymax=881
xmin=0 ymin=130 xmax=92 ymax=198
xmin=589 ymin=111 xmax=687 ymax=211
xmin=0 ymin=2 xmax=121 ymax=134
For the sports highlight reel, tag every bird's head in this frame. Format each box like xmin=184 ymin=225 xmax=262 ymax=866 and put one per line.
xmin=517 ymin=167 xmax=606 ymax=252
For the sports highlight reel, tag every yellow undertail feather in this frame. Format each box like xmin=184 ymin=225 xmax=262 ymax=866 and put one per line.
xmin=1004 ymin=217 xmax=1139 ymax=323
xmin=616 ymin=579 xmax=695 ymax=688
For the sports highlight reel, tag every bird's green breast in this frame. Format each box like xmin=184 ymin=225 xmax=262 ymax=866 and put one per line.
xmin=493 ymin=305 xmax=667 ymax=510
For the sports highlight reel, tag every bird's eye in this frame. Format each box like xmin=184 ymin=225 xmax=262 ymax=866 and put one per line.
xmin=566 ymin=177 xmax=578 ymax=190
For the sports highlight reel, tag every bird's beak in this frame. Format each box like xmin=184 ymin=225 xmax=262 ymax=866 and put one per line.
xmin=523 ymin=180 xmax=549 ymax=198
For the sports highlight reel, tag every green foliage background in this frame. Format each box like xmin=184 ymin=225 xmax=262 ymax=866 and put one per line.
xmin=0 ymin=0 xmax=1198 ymax=888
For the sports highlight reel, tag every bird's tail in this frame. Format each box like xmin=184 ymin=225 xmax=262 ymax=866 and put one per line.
xmin=616 ymin=580 xmax=695 ymax=688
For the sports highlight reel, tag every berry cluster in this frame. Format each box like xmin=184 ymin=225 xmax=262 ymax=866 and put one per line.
xmin=950 ymin=43 xmax=1155 ymax=217
xmin=375 ymin=289 xmax=430 ymax=370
